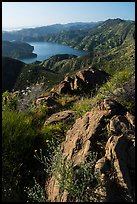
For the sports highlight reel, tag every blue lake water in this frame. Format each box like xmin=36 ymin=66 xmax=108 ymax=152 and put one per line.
xmin=19 ymin=41 xmax=87 ymax=64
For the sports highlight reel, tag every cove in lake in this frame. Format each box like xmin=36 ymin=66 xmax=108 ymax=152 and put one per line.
xmin=19 ymin=41 xmax=87 ymax=64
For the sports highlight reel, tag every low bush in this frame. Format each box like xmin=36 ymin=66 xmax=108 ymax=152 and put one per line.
xmin=2 ymin=109 xmax=45 ymax=202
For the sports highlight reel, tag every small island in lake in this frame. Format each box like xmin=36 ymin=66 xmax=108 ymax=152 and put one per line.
xmin=2 ymin=40 xmax=37 ymax=59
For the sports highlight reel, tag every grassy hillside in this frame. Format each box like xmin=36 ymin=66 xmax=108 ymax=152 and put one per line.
xmin=37 ymin=19 xmax=135 ymax=77
xmin=46 ymin=19 xmax=135 ymax=52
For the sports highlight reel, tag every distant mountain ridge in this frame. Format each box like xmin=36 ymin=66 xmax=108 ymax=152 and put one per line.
xmin=45 ymin=18 xmax=135 ymax=51
xmin=2 ymin=21 xmax=101 ymax=41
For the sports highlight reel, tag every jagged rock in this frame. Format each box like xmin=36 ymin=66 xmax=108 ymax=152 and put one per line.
xmin=73 ymin=75 xmax=85 ymax=90
xmin=46 ymin=100 xmax=115 ymax=202
xmin=113 ymin=87 xmax=125 ymax=97
xmin=104 ymin=99 xmax=119 ymax=110
xmin=51 ymin=92 xmax=59 ymax=98
xmin=35 ymin=97 xmax=47 ymax=105
xmin=44 ymin=110 xmax=76 ymax=126
xmin=127 ymin=139 xmax=135 ymax=169
xmin=46 ymin=99 xmax=135 ymax=202
xmin=75 ymin=67 xmax=109 ymax=88
xmin=105 ymin=134 xmax=135 ymax=199
xmin=54 ymin=66 xmax=109 ymax=94
xmin=108 ymin=115 xmax=132 ymax=135
xmin=113 ymin=75 xmax=135 ymax=115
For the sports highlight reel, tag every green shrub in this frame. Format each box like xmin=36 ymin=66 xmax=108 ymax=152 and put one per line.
xmin=50 ymin=150 xmax=102 ymax=202
xmin=26 ymin=147 xmax=105 ymax=202
xmin=42 ymin=122 xmax=69 ymax=144
xmin=72 ymin=97 xmax=93 ymax=117
xmin=57 ymin=94 xmax=79 ymax=108
xmin=2 ymin=91 xmax=18 ymax=111
xmin=2 ymin=109 xmax=45 ymax=202
xmin=100 ymin=69 xmax=134 ymax=95
xmin=25 ymin=178 xmax=46 ymax=202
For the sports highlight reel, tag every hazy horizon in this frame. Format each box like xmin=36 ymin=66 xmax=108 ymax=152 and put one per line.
xmin=2 ymin=19 xmax=135 ymax=32
xmin=2 ymin=2 xmax=135 ymax=31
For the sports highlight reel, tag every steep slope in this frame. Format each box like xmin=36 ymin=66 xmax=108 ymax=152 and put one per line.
xmin=2 ymin=57 xmax=63 ymax=92
xmin=37 ymin=19 xmax=135 ymax=76
xmin=2 ymin=57 xmax=25 ymax=92
xmin=13 ymin=62 xmax=63 ymax=91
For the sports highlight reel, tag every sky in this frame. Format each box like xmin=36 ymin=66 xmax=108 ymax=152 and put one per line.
xmin=2 ymin=2 xmax=135 ymax=31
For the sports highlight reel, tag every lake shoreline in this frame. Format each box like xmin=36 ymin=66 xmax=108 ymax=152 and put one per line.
xmin=19 ymin=41 xmax=87 ymax=64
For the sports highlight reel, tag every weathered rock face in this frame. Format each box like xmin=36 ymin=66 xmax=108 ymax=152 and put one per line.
xmin=46 ymin=104 xmax=111 ymax=202
xmin=104 ymin=134 xmax=135 ymax=201
xmin=44 ymin=110 xmax=76 ymax=126
xmin=46 ymin=99 xmax=135 ymax=202
xmin=95 ymin=113 xmax=135 ymax=201
xmin=54 ymin=66 xmax=109 ymax=94
xmin=55 ymin=81 xmax=72 ymax=94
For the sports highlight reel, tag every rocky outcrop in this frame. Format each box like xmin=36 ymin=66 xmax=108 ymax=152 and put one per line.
xmin=36 ymin=96 xmax=59 ymax=107
xmin=46 ymin=99 xmax=135 ymax=202
xmin=44 ymin=110 xmax=76 ymax=126
xmin=54 ymin=66 xmax=109 ymax=94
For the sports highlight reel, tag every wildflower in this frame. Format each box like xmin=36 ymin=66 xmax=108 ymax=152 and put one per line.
xmin=34 ymin=150 xmax=37 ymax=153
xmin=46 ymin=140 xmax=49 ymax=143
